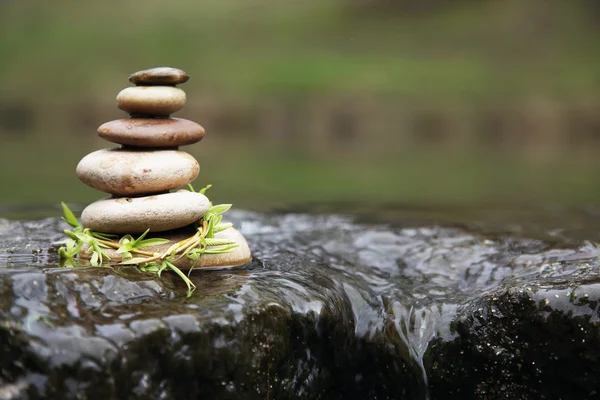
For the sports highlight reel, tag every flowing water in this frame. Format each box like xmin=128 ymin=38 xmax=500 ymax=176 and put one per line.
xmin=2 ymin=204 xmax=600 ymax=399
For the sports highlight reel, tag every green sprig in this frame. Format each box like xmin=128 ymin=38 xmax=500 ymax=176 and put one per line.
xmin=57 ymin=187 xmax=240 ymax=296
xmin=61 ymin=202 xmax=79 ymax=228
xmin=188 ymin=183 xmax=212 ymax=195
xmin=117 ymin=229 xmax=169 ymax=260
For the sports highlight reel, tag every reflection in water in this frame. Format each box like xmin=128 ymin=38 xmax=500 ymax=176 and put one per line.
xmin=187 ymin=269 xmax=250 ymax=298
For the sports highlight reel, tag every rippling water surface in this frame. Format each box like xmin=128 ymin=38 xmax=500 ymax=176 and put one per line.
xmin=2 ymin=204 xmax=600 ymax=399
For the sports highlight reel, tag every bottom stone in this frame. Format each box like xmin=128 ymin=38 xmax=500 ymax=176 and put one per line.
xmin=80 ymin=226 xmax=252 ymax=269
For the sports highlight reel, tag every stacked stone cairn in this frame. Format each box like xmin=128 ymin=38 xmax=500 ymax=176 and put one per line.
xmin=75 ymin=67 xmax=251 ymax=269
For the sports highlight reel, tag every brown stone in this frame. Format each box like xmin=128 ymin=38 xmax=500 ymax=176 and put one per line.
xmin=128 ymin=67 xmax=189 ymax=86
xmin=80 ymin=227 xmax=252 ymax=270
xmin=98 ymin=118 xmax=205 ymax=147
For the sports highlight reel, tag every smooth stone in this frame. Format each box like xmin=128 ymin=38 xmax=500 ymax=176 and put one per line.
xmin=81 ymin=192 xmax=210 ymax=234
xmin=97 ymin=118 xmax=205 ymax=148
xmin=76 ymin=148 xmax=199 ymax=196
xmin=128 ymin=67 xmax=189 ymax=86
xmin=116 ymin=86 xmax=186 ymax=117
xmin=80 ymin=227 xmax=252 ymax=270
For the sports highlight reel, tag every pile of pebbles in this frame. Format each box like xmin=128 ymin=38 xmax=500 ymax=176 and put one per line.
xmin=75 ymin=67 xmax=251 ymax=268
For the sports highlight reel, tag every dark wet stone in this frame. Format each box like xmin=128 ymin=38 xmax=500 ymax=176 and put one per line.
xmin=128 ymin=67 xmax=189 ymax=86
xmin=2 ymin=208 xmax=600 ymax=399
xmin=427 ymin=268 xmax=600 ymax=400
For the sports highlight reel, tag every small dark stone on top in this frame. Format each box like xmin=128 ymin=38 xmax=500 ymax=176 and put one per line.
xmin=128 ymin=67 xmax=189 ymax=86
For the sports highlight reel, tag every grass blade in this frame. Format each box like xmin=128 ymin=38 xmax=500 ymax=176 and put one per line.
xmin=138 ymin=238 xmax=170 ymax=247
xmin=61 ymin=202 xmax=79 ymax=228
xmin=199 ymin=184 xmax=212 ymax=195
xmin=132 ymin=229 xmax=150 ymax=247
xmin=209 ymin=204 xmax=232 ymax=215
xmin=166 ymin=260 xmax=196 ymax=294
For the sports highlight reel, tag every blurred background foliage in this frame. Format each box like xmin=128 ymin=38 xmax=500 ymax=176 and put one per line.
xmin=0 ymin=0 xmax=599 ymax=211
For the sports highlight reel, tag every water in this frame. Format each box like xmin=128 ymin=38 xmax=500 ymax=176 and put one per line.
xmin=2 ymin=205 xmax=600 ymax=399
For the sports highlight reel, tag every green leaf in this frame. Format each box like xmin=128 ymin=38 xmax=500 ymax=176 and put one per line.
xmin=185 ymin=248 xmax=203 ymax=260
xmin=119 ymin=235 xmax=134 ymax=244
xmin=206 ymin=216 xmax=216 ymax=238
xmin=63 ymin=238 xmax=75 ymax=252
xmin=59 ymin=257 xmax=80 ymax=269
xmin=157 ymin=260 xmax=168 ymax=277
xmin=60 ymin=238 xmax=82 ymax=258
xmin=205 ymin=238 xmax=237 ymax=246
xmin=91 ymin=241 xmax=110 ymax=266
xmin=120 ymin=251 xmax=133 ymax=261
xmin=64 ymin=230 xmax=77 ymax=240
xmin=165 ymin=260 xmax=196 ymax=294
xmin=90 ymin=251 xmax=99 ymax=266
xmin=137 ymin=238 xmax=170 ymax=248
xmin=209 ymin=204 xmax=232 ymax=215
xmin=58 ymin=247 xmax=69 ymax=259
xmin=185 ymin=247 xmax=205 ymax=260
xmin=179 ymin=239 xmax=203 ymax=259
xmin=204 ymin=244 xmax=239 ymax=254
xmin=140 ymin=263 xmax=160 ymax=273
xmin=187 ymin=183 xmax=196 ymax=192
xmin=116 ymin=245 xmax=130 ymax=254
xmin=214 ymin=222 xmax=233 ymax=233
xmin=199 ymin=184 xmax=212 ymax=195
xmin=132 ymin=229 xmax=150 ymax=247
xmin=121 ymin=229 xmax=169 ymax=250
xmin=74 ymin=232 xmax=94 ymax=245
xmin=117 ymin=236 xmax=133 ymax=254
xmin=61 ymin=202 xmax=79 ymax=228
xmin=91 ymin=231 xmax=118 ymax=240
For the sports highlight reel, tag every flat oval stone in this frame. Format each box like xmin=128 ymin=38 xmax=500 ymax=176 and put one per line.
xmin=81 ymin=192 xmax=210 ymax=233
xmin=97 ymin=118 xmax=205 ymax=147
xmin=76 ymin=148 xmax=199 ymax=196
xmin=80 ymin=227 xmax=252 ymax=269
xmin=128 ymin=67 xmax=189 ymax=86
xmin=116 ymin=86 xmax=186 ymax=117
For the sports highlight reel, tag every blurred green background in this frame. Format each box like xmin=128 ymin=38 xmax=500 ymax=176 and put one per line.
xmin=0 ymin=0 xmax=599 ymax=211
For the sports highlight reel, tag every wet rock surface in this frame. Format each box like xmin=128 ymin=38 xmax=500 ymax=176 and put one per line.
xmin=2 ymin=206 xmax=600 ymax=399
